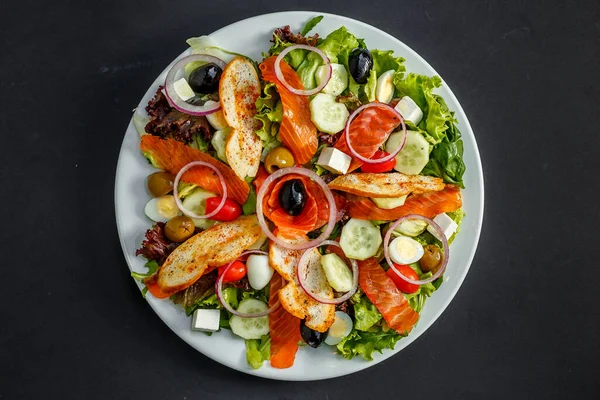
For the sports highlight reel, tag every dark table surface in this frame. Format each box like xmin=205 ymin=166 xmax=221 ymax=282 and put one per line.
xmin=2 ymin=0 xmax=599 ymax=398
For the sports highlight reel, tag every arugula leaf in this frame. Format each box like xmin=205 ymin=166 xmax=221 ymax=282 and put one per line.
xmin=336 ymin=329 xmax=405 ymax=361
xmin=245 ymin=334 xmax=271 ymax=369
xmin=301 ymin=16 xmax=323 ymax=36
xmin=131 ymin=260 xmax=159 ymax=280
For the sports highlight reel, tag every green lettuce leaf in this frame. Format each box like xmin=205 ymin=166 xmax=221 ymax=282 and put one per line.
xmin=371 ymin=49 xmax=406 ymax=79
xmin=352 ymin=292 xmax=382 ymax=331
xmin=189 ymin=133 xmax=210 ymax=152
xmin=245 ymin=334 xmax=271 ymax=369
xmin=254 ymin=83 xmax=283 ymax=152
xmin=336 ymin=329 xmax=405 ymax=361
xmin=242 ymin=185 xmax=257 ymax=215
xmin=318 ymin=27 xmax=360 ymax=64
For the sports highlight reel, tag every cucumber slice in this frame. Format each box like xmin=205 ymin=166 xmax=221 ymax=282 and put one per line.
xmin=310 ymin=93 xmax=349 ymax=134
xmin=394 ymin=219 xmax=428 ymax=237
xmin=211 ymin=128 xmax=230 ymax=163
xmin=339 ymin=218 xmax=382 ymax=260
xmin=182 ymin=188 xmax=217 ymax=229
xmin=316 ymin=63 xmax=348 ymax=96
xmin=371 ymin=195 xmax=407 ymax=210
xmin=321 ymin=253 xmax=353 ymax=292
xmin=229 ymin=299 xmax=270 ymax=340
xmin=386 ymin=130 xmax=429 ymax=175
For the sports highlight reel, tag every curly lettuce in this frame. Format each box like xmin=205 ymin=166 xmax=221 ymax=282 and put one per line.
xmin=254 ymin=83 xmax=283 ymax=154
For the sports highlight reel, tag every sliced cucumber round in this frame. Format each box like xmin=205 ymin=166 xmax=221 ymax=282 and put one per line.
xmin=229 ymin=299 xmax=270 ymax=340
xmin=393 ymin=219 xmax=428 ymax=237
xmin=321 ymin=253 xmax=353 ymax=292
xmin=339 ymin=218 xmax=382 ymax=261
xmin=211 ymin=128 xmax=230 ymax=163
xmin=371 ymin=195 xmax=407 ymax=210
xmin=386 ymin=130 xmax=430 ymax=175
xmin=182 ymin=188 xmax=217 ymax=229
xmin=316 ymin=63 xmax=348 ymax=96
xmin=310 ymin=93 xmax=349 ymax=134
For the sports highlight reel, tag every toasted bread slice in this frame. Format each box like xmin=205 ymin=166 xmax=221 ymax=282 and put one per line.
xmin=328 ymin=172 xmax=445 ymax=198
xmin=268 ymin=233 xmax=308 ymax=282
xmin=226 ymin=127 xmax=261 ymax=179
xmin=219 ymin=56 xmax=262 ymax=179
xmin=157 ymin=215 xmax=261 ymax=295
xmin=277 ymin=249 xmax=335 ymax=332
xmin=219 ymin=56 xmax=261 ymax=131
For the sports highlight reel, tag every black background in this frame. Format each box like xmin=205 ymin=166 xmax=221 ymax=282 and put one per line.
xmin=2 ymin=0 xmax=599 ymax=398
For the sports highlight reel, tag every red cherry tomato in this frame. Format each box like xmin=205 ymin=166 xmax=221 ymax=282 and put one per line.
xmin=205 ymin=197 xmax=242 ymax=221
xmin=218 ymin=260 xmax=247 ymax=283
xmin=360 ymin=150 xmax=396 ymax=173
xmin=386 ymin=264 xmax=419 ymax=294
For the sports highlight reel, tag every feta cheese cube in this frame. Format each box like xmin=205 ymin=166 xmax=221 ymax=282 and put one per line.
xmin=394 ymin=96 xmax=423 ymax=125
xmin=173 ymin=78 xmax=196 ymax=102
xmin=191 ymin=309 xmax=221 ymax=332
xmin=317 ymin=147 xmax=352 ymax=175
xmin=427 ymin=213 xmax=458 ymax=241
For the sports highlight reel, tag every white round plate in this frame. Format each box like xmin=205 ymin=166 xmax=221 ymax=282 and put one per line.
xmin=115 ymin=11 xmax=484 ymax=381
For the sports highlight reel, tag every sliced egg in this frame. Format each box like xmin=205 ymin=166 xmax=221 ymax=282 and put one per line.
xmin=144 ymin=195 xmax=181 ymax=223
xmin=205 ymin=100 xmax=229 ymax=130
xmin=375 ymin=70 xmax=395 ymax=104
xmin=388 ymin=236 xmax=425 ymax=265
xmin=324 ymin=311 xmax=353 ymax=346
xmin=246 ymin=254 xmax=274 ymax=290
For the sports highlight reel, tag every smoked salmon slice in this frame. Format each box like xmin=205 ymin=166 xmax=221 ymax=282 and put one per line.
xmin=334 ymin=105 xmax=401 ymax=172
xmin=346 ymin=184 xmax=462 ymax=221
xmin=358 ymin=257 xmax=419 ymax=334
xmin=269 ymin=273 xmax=301 ymax=369
xmin=262 ymin=174 xmax=330 ymax=234
xmin=259 ymin=57 xmax=318 ymax=164
xmin=140 ymin=135 xmax=249 ymax=205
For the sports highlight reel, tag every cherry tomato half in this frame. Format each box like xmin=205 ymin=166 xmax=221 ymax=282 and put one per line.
xmin=205 ymin=197 xmax=242 ymax=221
xmin=386 ymin=264 xmax=419 ymax=294
xmin=218 ymin=260 xmax=247 ymax=283
xmin=360 ymin=150 xmax=396 ymax=173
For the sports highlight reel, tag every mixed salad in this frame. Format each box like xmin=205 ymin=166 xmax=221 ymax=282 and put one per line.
xmin=131 ymin=16 xmax=466 ymax=369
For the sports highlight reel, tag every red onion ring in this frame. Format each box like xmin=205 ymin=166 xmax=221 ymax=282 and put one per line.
xmin=255 ymin=167 xmax=337 ymax=250
xmin=296 ymin=240 xmax=358 ymax=304
xmin=383 ymin=214 xmax=449 ymax=285
xmin=164 ymin=54 xmax=226 ymax=116
xmin=344 ymin=103 xmax=407 ymax=164
xmin=215 ymin=250 xmax=280 ymax=317
xmin=172 ymin=161 xmax=227 ymax=219
xmin=274 ymin=44 xmax=331 ymax=96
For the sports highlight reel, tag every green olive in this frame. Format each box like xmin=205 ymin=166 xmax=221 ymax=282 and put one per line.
xmin=147 ymin=172 xmax=175 ymax=197
xmin=419 ymin=244 xmax=442 ymax=273
xmin=164 ymin=216 xmax=195 ymax=242
xmin=264 ymin=146 xmax=295 ymax=174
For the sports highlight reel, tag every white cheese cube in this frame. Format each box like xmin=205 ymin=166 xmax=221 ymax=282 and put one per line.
xmin=173 ymin=78 xmax=196 ymax=101
xmin=317 ymin=147 xmax=352 ymax=175
xmin=427 ymin=213 xmax=458 ymax=241
xmin=394 ymin=96 xmax=423 ymax=125
xmin=191 ymin=309 xmax=221 ymax=332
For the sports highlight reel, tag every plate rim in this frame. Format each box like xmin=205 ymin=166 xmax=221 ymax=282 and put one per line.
xmin=114 ymin=10 xmax=485 ymax=381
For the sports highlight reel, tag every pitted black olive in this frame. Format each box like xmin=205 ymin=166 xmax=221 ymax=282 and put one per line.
xmin=188 ymin=63 xmax=223 ymax=94
xmin=300 ymin=319 xmax=328 ymax=348
xmin=278 ymin=179 xmax=306 ymax=216
xmin=348 ymin=48 xmax=373 ymax=84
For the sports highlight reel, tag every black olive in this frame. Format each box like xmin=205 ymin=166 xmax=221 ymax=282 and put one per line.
xmin=188 ymin=63 xmax=223 ymax=94
xmin=300 ymin=319 xmax=328 ymax=348
xmin=278 ymin=179 xmax=306 ymax=216
xmin=348 ymin=48 xmax=373 ymax=84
